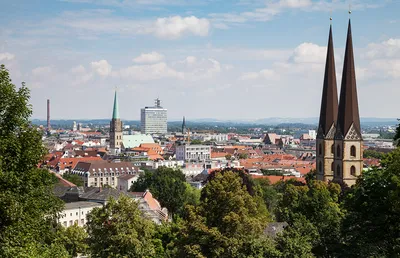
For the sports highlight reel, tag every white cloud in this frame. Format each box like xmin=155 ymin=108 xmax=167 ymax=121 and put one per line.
xmin=290 ymin=43 xmax=326 ymax=63
xmin=133 ymin=52 xmax=165 ymax=63
xmin=32 ymin=66 xmax=52 ymax=76
xmin=365 ymin=38 xmax=400 ymax=59
xmin=278 ymin=0 xmax=312 ymax=8
xmin=145 ymin=16 xmax=210 ymax=39
xmin=114 ymin=62 xmax=184 ymax=81
xmin=240 ymin=69 xmax=277 ymax=80
xmin=0 ymin=52 xmax=15 ymax=61
xmin=91 ymin=60 xmax=112 ymax=76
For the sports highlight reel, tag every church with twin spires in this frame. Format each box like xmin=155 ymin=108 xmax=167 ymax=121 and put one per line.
xmin=316 ymin=18 xmax=363 ymax=186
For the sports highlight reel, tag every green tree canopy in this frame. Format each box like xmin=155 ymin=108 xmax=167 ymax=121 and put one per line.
xmin=86 ymin=194 xmax=160 ymax=258
xmin=176 ymin=171 xmax=275 ymax=257
xmin=0 ymin=64 xmax=66 ymax=257
xmin=62 ymin=173 xmax=84 ymax=186
xmin=341 ymin=147 xmax=400 ymax=257
xmin=130 ymin=167 xmax=187 ymax=215
xmin=56 ymin=223 xmax=88 ymax=257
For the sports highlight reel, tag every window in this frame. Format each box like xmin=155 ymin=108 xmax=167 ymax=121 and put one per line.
xmin=318 ymin=161 xmax=322 ymax=172
xmin=318 ymin=143 xmax=322 ymax=155
xmin=350 ymin=166 xmax=356 ymax=176
xmin=350 ymin=146 xmax=356 ymax=157
xmin=63 ymin=221 xmax=67 ymax=227
xmin=81 ymin=219 xmax=84 ymax=225
xmin=76 ymin=212 xmax=78 ymax=216
xmin=70 ymin=213 xmax=72 ymax=216
xmin=336 ymin=165 xmax=341 ymax=177
xmin=331 ymin=145 xmax=334 ymax=155
xmin=69 ymin=220 xmax=73 ymax=226
xmin=331 ymin=162 xmax=334 ymax=172
xmin=336 ymin=145 xmax=341 ymax=157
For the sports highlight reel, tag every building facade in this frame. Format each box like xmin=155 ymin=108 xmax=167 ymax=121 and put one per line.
xmin=176 ymin=144 xmax=211 ymax=161
xmin=141 ymin=98 xmax=167 ymax=134
xmin=317 ymin=20 xmax=363 ymax=186
xmin=110 ymin=91 xmax=123 ymax=153
xmin=71 ymin=160 xmax=139 ymax=187
xmin=59 ymin=201 xmax=102 ymax=227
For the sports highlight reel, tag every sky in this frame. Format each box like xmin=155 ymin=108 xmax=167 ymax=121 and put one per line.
xmin=0 ymin=0 xmax=399 ymax=121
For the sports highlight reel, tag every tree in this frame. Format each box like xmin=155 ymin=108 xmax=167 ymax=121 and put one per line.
xmin=340 ymin=148 xmax=400 ymax=257
xmin=62 ymin=173 xmax=84 ymax=186
xmin=131 ymin=167 xmax=187 ymax=216
xmin=176 ymin=171 xmax=275 ymax=257
xmin=363 ymin=149 xmax=385 ymax=159
xmin=190 ymin=139 xmax=203 ymax=145
xmin=238 ymin=153 xmax=248 ymax=159
xmin=225 ymin=154 xmax=232 ymax=160
xmin=56 ymin=223 xmax=88 ymax=257
xmin=275 ymin=180 xmax=343 ymax=256
xmin=86 ymin=194 xmax=160 ymax=257
xmin=394 ymin=120 xmax=400 ymax=146
xmin=0 ymin=65 xmax=66 ymax=257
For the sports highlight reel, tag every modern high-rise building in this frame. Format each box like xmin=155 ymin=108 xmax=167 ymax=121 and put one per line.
xmin=110 ymin=90 xmax=123 ymax=153
xmin=141 ymin=98 xmax=167 ymax=135
xmin=317 ymin=18 xmax=363 ymax=186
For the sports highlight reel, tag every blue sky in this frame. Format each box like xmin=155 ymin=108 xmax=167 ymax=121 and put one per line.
xmin=0 ymin=0 xmax=399 ymax=120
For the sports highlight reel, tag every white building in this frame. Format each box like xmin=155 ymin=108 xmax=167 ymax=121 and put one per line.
xmin=308 ymin=130 xmax=317 ymax=140
xmin=176 ymin=144 xmax=211 ymax=161
xmin=141 ymin=98 xmax=167 ymax=135
xmin=117 ymin=174 xmax=138 ymax=192
xmin=59 ymin=201 xmax=102 ymax=227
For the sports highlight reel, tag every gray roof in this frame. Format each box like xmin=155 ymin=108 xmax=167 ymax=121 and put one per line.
xmin=79 ymin=187 xmax=122 ymax=201
xmin=64 ymin=201 xmax=102 ymax=210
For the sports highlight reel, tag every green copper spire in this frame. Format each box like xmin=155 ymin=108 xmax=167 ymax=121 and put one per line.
xmin=112 ymin=90 xmax=119 ymax=119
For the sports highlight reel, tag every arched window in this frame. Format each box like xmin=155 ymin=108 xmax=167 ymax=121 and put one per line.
xmin=350 ymin=146 xmax=356 ymax=157
xmin=350 ymin=166 xmax=356 ymax=176
xmin=318 ymin=144 xmax=322 ymax=156
xmin=336 ymin=165 xmax=341 ymax=177
xmin=319 ymin=161 xmax=322 ymax=172
xmin=336 ymin=145 xmax=341 ymax=157
xmin=331 ymin=162 xmax=334 ymax=172
xmin=331 ymin=144 xmax=334 ymax=155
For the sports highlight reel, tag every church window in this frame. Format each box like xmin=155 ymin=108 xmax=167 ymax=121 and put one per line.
xmin=331 ymin=162 xmax=334 ymax=172
xmin=350 ymin=146 xmax=356 ymax=157
xmin=336 ymin=165 xmax=341 ymax=177
xmin=336 ymin=145 xmax=341 ymax=157
xmin=331 ymin=145 xmax=334 ymax=155
xmin=318 ymin=144 xmax=322 ymax=155
xmin=319 ymin=161 xmax=322 ymax=172
xmin=350 ymin=166 xmax=356 ymax=176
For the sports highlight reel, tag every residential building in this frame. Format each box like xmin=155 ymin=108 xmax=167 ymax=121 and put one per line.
xmin=59 ymin=201 xmax=102 ymax=227
xmin=117 ymin=174 xmax=138 ymax=192
xmin=176 ymin=144 xmax=211 ymax=161
xmin=141 ymin=98 xmax=167 ymax=134
xmin=70 ymin=160 xmax=139 ymax=187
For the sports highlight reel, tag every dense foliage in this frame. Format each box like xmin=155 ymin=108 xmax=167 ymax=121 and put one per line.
xmin=131 ymin=167 xmax=200 ymax=216
xmin=0 ymin=65 xmax=67 ymax=257
xmin=62 ymin=173 xmax=84 ymax=186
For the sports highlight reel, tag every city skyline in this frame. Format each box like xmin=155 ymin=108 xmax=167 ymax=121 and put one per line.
xmin=1 ymin=0 xmax=399 ymax=120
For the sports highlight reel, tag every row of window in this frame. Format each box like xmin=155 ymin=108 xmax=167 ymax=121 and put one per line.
xmin=318 ymin=144 xmax=357 ymax=157
xmin=63 ymin=219 xmax=85 ymax=227
xmin=318 ymin=161 xmax=357 ymax=177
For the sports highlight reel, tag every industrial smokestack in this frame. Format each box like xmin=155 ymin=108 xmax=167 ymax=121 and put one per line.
xmin=47 ymin=99 xmax=50 ymax=132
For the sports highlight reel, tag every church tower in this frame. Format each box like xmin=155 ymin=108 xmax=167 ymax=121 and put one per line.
xmin=316 ymin=24 xmax=339 ymax=182
xmin=182 ymin=116 xmax=187 ymax=134
xmin=333 ymin=19 xmax=363 ymax=186
xmin=110 ymin=90 xmax=123 ymax=153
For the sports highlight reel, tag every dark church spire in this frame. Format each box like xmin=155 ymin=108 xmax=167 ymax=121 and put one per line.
xmin=336 ymin=20 xmax=361 ymax=137
xmin=317 ymin=24 xmax=338 ymax=138
xmin=182 ymin=116 xmax=186 ymax=134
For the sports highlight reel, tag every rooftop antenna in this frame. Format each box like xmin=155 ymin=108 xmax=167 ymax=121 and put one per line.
xmin=329 ymin=1 xmax=333 ymax=24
